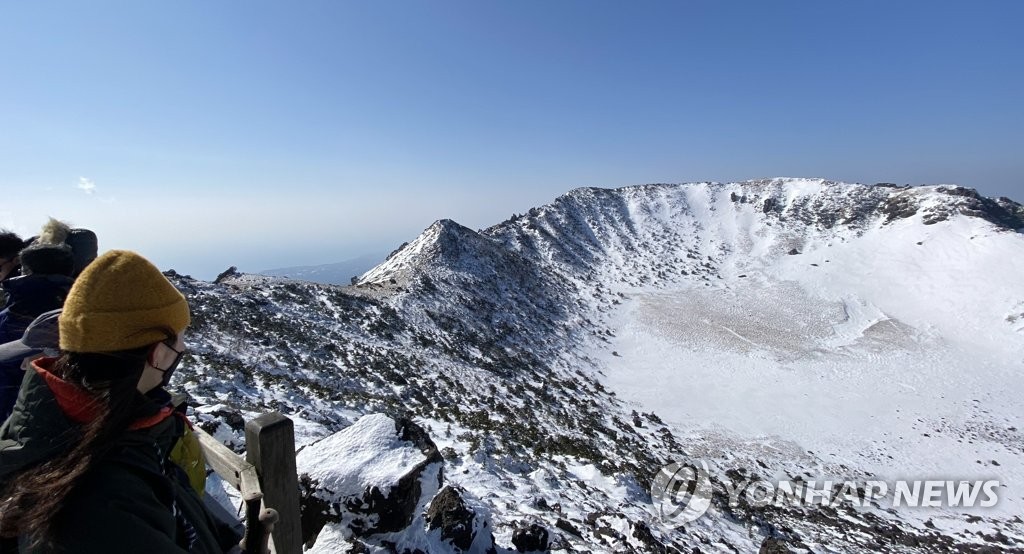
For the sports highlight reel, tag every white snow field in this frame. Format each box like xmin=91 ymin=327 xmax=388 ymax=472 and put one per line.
xmin=598 ymin=186 xmax=1024 ymax=522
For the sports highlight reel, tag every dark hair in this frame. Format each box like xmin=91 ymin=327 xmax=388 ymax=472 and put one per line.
xmin=0 ymin=346 xmax=153 ymax=547
xmin=0 ymin=230 xmax=24 ymax=260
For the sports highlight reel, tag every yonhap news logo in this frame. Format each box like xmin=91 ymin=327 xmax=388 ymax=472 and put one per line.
xmin=653 ymin=459 xmax=1001 ymax=525
xmin=650 ymin=460 xmax=713 ymax=523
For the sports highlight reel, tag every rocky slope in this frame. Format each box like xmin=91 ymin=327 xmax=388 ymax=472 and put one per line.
xmin=175 ymin=179 xmax=1024 ymax=553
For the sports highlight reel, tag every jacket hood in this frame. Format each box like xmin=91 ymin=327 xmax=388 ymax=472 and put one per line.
xmin=0 ymin=358 xmax=175 ymax=484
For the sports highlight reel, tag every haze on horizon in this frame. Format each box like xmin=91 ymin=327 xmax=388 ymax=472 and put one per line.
xmin=1 ymin=1 xmax=1021 ymax=280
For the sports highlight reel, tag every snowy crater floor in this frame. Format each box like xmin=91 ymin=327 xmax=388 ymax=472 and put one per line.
xmin=602 ymin=276 xmax=1023 ymax=521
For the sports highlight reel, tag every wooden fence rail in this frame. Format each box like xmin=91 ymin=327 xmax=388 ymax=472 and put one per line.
xmin=193 ymin=412 xmax=302 ymax=554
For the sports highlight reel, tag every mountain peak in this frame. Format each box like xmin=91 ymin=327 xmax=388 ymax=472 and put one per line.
xmin=358 ymin=218 xmax=496 ymax=285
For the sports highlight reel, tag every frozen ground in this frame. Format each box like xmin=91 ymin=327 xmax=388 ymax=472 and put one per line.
xmin=601 ymin=215 xmax=1024 ymax=521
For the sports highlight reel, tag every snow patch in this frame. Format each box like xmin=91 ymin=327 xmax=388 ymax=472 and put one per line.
xmin=296 ymin=414 xmax=426 ymax=500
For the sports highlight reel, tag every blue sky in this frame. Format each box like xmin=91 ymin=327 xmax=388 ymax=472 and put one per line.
xmin=1 ymin=1 xmax=1021 ymax=279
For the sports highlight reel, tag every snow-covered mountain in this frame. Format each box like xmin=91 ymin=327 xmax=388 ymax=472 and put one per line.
xmin=259 ymin=253 xmax=384 ymax=285
xmin=175 ymin=178 xmax=1024 ymax=553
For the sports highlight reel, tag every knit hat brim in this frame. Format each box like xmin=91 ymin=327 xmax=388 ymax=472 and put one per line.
xmin=59 ymin=300 xmax=190 ymax=352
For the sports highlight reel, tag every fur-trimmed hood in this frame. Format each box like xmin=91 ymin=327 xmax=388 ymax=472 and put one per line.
xmin=36 ymin=218 xmax=71 ymax=246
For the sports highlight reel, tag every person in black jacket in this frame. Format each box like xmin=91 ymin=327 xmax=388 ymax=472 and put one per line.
xmin=0 ymin=243 xmax=74 ymax=346
xmin=0 ymin=250 xmax=242 ymax=553
xmin=0 ymin=309 xmax=60 ymax=423
xmin=0 ymin=220 xmax=99 ymax=424
xmin=0 ymin=232 xmax=25 ymax=304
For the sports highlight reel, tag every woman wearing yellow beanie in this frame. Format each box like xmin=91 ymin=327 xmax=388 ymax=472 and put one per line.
xmin=0 ymin=250 xmax=241 ymax=552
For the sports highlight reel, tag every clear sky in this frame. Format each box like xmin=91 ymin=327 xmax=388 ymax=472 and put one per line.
xmin=1 ymin=1 xmax=1021 ymax=279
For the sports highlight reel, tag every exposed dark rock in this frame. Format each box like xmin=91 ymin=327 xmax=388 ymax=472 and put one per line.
xmin=923 ymin=211 xmax=949 ymax=225
xmin=210 ymin=409 xmax=245 ymax=432
xmin=424 ymin=486 xmax=495 ymax=553
xmin=979 ymin=530 xmax=1013 ymax=545
xmin=880 ymin=194 xmax=919 ymax=223
xmin=345 ymin=539 xmax=370 ymax=553
xmin=440 ymin=446 xmax=458 ymax=461
xmin=759 ymin=537 xmax=795 ymax=553
xmin=926 ymin=187 xmax=1024 ymax=229
xmin=298 ymin=473 xmax=333 ymax=548
xmin=630 ymin=521 xmax=671 ymax=553
xmin=512 ymin=523 xmax=550 ymax=552
xmin=214 ymin=266 xmax=239 ymax=284
xmin=555 ymin=518 xmax=582 ymax=537
xmin=938 ymin=185 xmax=980 ymax=199
xmin=594 ymin=524 xmax=626 ymax=543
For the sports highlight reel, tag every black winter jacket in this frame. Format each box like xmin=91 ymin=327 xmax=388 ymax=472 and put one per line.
xmin=0 ymin=364 xmax=240 ymax=553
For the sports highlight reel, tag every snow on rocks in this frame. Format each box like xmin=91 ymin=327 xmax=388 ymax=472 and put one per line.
xmin=424 ymin=485 xmax=497 ymax=553
xmin=178 ymin=179 xmax=1024 ymax=552
xmin=297 ymin=414 xmax=443 ymax=542
xmin=296 ymin=414 xmax=500 ymax=552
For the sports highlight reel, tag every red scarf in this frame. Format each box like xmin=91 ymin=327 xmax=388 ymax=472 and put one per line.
xmin=32 ymin=357 xmax=174 ymax=430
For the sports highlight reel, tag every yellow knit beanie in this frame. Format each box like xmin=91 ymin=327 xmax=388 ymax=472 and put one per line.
xmin=59 ymin=250 xmax=191 ymax=352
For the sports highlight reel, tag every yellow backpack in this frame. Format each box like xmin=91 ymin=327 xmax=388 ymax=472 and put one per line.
xmin=169 ymin=419 xmax=207 ymax=497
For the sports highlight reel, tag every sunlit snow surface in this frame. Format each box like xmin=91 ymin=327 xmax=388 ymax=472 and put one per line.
xmin=601 ymin=205 xmax=1024 ymax=522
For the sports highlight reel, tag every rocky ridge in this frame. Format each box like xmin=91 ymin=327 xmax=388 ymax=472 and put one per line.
xmin=176 ymin=179 xmax=1024 ymax=552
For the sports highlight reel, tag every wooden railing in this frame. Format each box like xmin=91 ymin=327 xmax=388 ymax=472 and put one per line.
xmin=193 ymin=412 xmax=303 ymax=554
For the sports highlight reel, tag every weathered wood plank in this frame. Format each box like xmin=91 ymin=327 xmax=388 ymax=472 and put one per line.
xmin=246 ymin=413 xmax=303 ymax=554
xmin=194 ymin=424 xmax=278 ymax=554
xmin=239 ymin=466 xmax=263 ymax=499
xmin=193 ymin=425 xmax=252 ymax=490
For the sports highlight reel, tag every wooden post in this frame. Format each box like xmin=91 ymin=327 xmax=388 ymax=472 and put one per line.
xmin=194 ymin=425 xmax=278 ymax=553
xmin=246 ymin=413 xmax=303 ymax=554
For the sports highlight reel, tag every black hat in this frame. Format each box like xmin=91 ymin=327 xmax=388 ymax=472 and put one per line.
xmin=66 ymin=228 xmax=99 ymax=276
xmin=0 ymin=309 xmax=61 ymax=364
xmin=19 ymin=243 xmax=74 ymax=276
